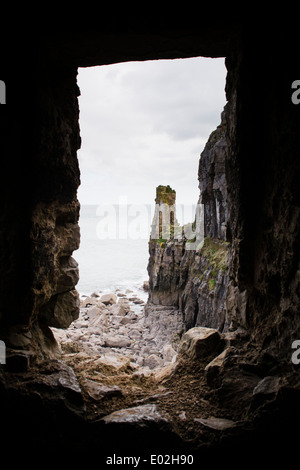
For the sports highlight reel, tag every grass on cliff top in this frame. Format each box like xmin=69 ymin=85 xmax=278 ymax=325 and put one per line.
xmin=156 ymin=184 xmax=176 ymax=194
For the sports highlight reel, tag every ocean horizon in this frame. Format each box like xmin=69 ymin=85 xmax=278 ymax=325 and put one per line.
xmin=73 ymin=204 xmax=152 ymax=298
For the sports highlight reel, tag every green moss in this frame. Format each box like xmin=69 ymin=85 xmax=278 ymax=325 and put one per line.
xmin=158 ymin=238 xmax=167 ymax=247
xmin=156 ymin=185 xmax=176 ymax=205
xmin=211 ymin=269 xmax=217 ymax=278
xmin=150 ymin=237 xmax=167 ymax=247
xmin=201 ymin=236 xmax=229 ymax=273
xmin=195 ymin=236 xmax=229 ymax=286
xmin=157 ymin=184 xmax=176 ymax=194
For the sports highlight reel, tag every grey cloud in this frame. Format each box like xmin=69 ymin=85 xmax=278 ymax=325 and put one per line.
xmin=77 ymin=57 xmax=227 ymax=205
xmin=118 ymin=57 xmax=227 ymax=141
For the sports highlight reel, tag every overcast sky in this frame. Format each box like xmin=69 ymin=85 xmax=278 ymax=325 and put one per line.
xmin=76 ymin=57 xmax=227 ymax=209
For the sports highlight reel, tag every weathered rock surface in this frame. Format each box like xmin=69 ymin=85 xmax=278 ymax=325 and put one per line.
xmin=40 ymin=288 xmax=80 ymax=329
xmin=109 ymin=298 xmax=131 ymax=315
xmin=204 ymin=347 xmax=230 ymax=387
xmin=198 ymin=107 xmax=227 ymax=241
xmin=82 ymin=378 xmax=123 ymax=401
xmin=101 ymin=403 xmax=171 ymax=428
xmin=99 ymin=403 xmax=183 ymax=454
xmin=147 ymin=110 xmax=229 ymax=332
xmin=99 ymin=293 xmax=117 ymax=305
xmin=179 ymin=327 xmax=223 ymax=360
xmin=3 ymin=359 xmax=85 ymax=417
xmin=30 ymin=200 xmax=81 ymax=354
xmin=194 ymin=416 xmax=237 ymax=431
xmin=252 ymin=376 xmax=282 ymax=397
xmin=148 ymin=235 xmax=229 ymax=331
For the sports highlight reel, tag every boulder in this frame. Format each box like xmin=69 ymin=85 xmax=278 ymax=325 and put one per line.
xmin=205 ymin=347 xmax=230 ymax=387
xmin=101 ymin=404 xmax=183 ymax=452
xmin=40 ymin=289 xmax=79 ymax=329
xmin=23 ymin=359 xmax=85 ymax=416
xmin=82 ymin=378 xmax=123 ymax=401
xmin=93 ymin=353 xmax=131 ymax=372
xmin=179 ymin=327 xmax=223 ymax=360
xmin=143 ymin=281 xmax=150 ymax=291
xmin=131 ymin=298 xmax=145 ymax=305
xmin=104 ymin=335 xmax=131 ymax=348
xmin=144 ymin=354 xmax=163 ymax=370
xmin=101 ymin=404 xmax=171 ymax=429
xmin=80 ymin=296 xmax=98 ymax=308
xmin=89 ymin=312 xmax=109 ymax=328
xmin=87 ymin=303 xmax=107 ymax=319
xmin=194 ymin=416 xmax=237 ymax=431
xmin=100 ymin=293 xmax=117 ymax=305
xmin=120 ymin=316 xmax=134 ymax=325
xmin=253 ymin=376 xmax=281 ymax=397
xmin=128 ymin=329 xmax=142 ymax=340
xmin=109 ymin=298 xmax=131 ymax=316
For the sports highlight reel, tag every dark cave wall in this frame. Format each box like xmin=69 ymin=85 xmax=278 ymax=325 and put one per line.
xmin=0 ymin=45 xmax=82 ymax=356
xmin=0 ymin=41 xmax=38 ymax=329
xmin=224 ymin=27 xmax=300 ymax=359
xmin=29 ymin=63 xmax=81 ymax=339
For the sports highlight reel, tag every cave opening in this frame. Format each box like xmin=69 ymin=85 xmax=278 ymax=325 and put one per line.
xmin=48 ymin=56 xmax=230 ymax=423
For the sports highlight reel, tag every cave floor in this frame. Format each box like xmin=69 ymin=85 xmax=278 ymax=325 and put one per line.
xmin=61 ymin=343 xmax=243 ymax=451
xmin=52 ymin=296 xmax=236 ymax=449
xmin=40 ymin=296 xmax=300 ymax=458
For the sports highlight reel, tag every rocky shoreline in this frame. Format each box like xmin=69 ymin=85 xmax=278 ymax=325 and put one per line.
xmin=51 ymin=284 xmax=184 ymax=378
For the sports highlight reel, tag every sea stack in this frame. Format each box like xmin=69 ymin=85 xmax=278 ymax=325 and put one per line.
xmin=150 ymin=185 xmax=178 ymax=241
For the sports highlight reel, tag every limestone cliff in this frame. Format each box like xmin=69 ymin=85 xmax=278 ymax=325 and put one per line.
xmin=147 ymin=108 xmax=230 ymax=332
xmin=199 ymin=107 xmax=227 ymax=240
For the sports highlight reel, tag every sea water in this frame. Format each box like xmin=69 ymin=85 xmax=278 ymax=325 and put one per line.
xmin=74 ymin=204 xmax=152 ymax=299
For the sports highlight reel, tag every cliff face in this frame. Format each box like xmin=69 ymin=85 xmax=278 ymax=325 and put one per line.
xmin=199 ymin=108 xmax=227 ymax=240
xmin=147 ymin=109 xmax=230 ymax=332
